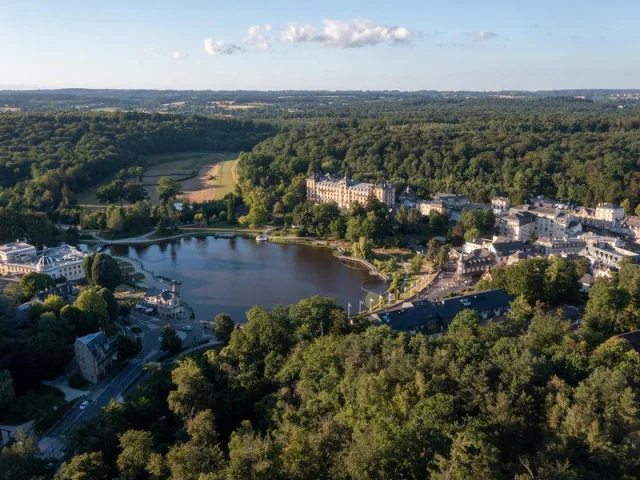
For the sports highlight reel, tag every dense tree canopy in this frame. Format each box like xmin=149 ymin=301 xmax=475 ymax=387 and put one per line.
xmin=237 ymin=110 xmax=640 ymax=212
xmin=57 ymin=292 xmax=640 ymax=480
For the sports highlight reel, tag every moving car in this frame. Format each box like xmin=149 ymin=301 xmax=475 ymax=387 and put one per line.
xmin=183 ymin=325 xmax=193 ymax=331
xmin=79 ymin=400 xmax=90 ymax=410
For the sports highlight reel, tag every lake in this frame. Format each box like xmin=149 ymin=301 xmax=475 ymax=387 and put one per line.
xmin=106 ymin=236 xmax=386 ymax=322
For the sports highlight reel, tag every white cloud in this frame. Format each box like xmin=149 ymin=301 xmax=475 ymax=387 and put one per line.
xmin=465 ymin=31 xmax=498 ymax=41
xmin=280 ymin=19 xmax=413 ymax=48
xmin=280 ymin=23 xmax=316 ymax=44
xmin=203 ymin=39 xmax=245 ymax=56
xmin=264 ymin=24 xmax=272 ymax=32
xmin=246 ymin=25 xmax=273 ymax=50
xmin=172 ymin=51 xmax=187 ymax=59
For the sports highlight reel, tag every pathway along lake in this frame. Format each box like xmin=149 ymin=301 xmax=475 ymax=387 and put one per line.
xmin=106 ymin=236 xmax=386 ymax=322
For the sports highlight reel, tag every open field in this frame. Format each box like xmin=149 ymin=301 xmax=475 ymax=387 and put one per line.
xmin=77 ymin=151 xmax=238 ymax=206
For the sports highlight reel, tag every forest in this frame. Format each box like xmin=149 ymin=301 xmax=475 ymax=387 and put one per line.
xmin=5 ymin=278 xmax=638 ymax=480
xmin=3 ymin=98 xmax=640 ymax=478
xmin=236 ymin=109 xmax=640 ymax=216
xmin=0 ymin=112 xmax=272 ymax=226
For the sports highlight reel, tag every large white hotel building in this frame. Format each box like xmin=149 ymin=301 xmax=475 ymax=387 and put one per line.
xmin=306 ymin=175 xmax=395 ymax=209
xmin=0 ymin=242 xmax=86 ymax=281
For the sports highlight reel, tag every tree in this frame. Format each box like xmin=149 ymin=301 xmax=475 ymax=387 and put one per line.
xmin=352 ymin=237 xmax=373 ymax=261
xmin=409 ymin=253 xmax=424 ymax=274
xmin=167 ymin=358 xmax=211 ymax=419
xmin=165 ymin=410 xmax=226 ymax=479
xmin=407 ymin=207 xmax=421 ymax=230
xmin=123 ymin=183 xmax=149 ymax=204
xmin=431 ymin=425 xmax=500 ymax=480
xmin=117 ymin=429 xmax=155 ymax=480
xmin=463 ymin=227 xmax=481 ymax=243
xmin=60 ymin=304 xmax=89 ymax=336
xmin=160 ymin=325 xmax=182 ymax=355
xmin=240 ymin=204 xmax=268 ymax=227
xmin=96 ymin=179 xmax=126 ymax=205
xmin=213 ymin=313 xmax=235 ymax=346
xmin=157 ymin=176 xmax=183 ymax=203
xmin=396 ymin=205 xmax=408 ymax=231
xmin=19 ymin=272 xmax=54 ymax=298
xmin=115 ymin=334 xmax=138 ymax=362
xmin=544 ymin=256 xmax=580 ymax=304
xmin=226 ymin=194 xmax=236 ymax=224
xmin=194 ymin=212 xmax=207 ymax=227
xmin=225 ymin=421 xmax=283 ymax=480
xmin=426 ymin=238 xmax=440 ymax=264
xmin=289 ymin=296 xmax=347 ymax=340
xmin=583 ymin=280 xmax=632 ymax=339
xmin=59 ymin=451 xmax=110 ymax=480
xmin=89 ymin=253 xmax=123 ymax=291
xmin=435 ymin=245 xmax=450 ymax=270
xmin=43 ymin=294 xmax=67 ymax=318
xmin=0 ymin=428 xmax=47 ymax=480
xmin=74 ymin=287 xmax=109 ymax=332
xmin=0 ymin=369 xmax=15 ymax=412
xmin=106 ymin=205 xmax=126 ymax=233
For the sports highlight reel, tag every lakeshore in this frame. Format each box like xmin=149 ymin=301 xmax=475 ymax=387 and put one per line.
xmin=98 ymin=235 xmax=388 ymax=322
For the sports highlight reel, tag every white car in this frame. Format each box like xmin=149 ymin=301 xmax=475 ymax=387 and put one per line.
xmin=79 ymin=400 xmax=90 ymax=410
xmin=183 ymin=325 xmax=193 ymax=331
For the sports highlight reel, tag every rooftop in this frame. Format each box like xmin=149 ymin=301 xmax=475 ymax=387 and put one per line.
xmin=379 ymin=289 xmax=512 ymax=332
xmin=0 ymin=242 xmax=35 ymax=254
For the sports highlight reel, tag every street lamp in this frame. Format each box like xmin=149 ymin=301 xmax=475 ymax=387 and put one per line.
xmin=359 ymin=301 xmax=363 ymax=315
xmin=348 ymin=303 xmax=352 ymax=317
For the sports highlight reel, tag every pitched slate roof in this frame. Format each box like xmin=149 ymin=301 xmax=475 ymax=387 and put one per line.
xmin=379 ymin=289 xmax=513 ymax=332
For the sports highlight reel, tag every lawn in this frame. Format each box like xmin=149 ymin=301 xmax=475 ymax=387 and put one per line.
xmin=76 ymin=151 xmax=239 ymax=206
xmin=211 ymin=158 xmax=239 ymax=199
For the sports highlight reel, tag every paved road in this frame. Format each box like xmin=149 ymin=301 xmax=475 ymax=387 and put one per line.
xmin=418 ymin=261 xmax=471 ymax=301
xmin=39 ymin=312 xmax=210 ymax=458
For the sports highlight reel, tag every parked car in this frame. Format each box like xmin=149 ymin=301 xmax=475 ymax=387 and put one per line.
xmin=183 ymin=325 xmax=193 ymax=331
xmin=79 ymin=400 xmax=90 ymax=410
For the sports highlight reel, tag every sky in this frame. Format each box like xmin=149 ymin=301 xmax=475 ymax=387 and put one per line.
xmin=1 ymin=0 xmax=639 ymax=91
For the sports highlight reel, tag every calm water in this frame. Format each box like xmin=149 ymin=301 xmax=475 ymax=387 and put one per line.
xmin=106 ymin=237 xmax=385 ymax=322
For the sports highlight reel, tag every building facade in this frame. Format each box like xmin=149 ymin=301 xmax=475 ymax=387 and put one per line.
xmin=456 ymin=249 xmax=494 ymax=278
xmin=74 ymin=331 xmax=114 ymax=384
xmin=582 ymin=235 xmax=640 ymax=268
xmin=499 ymin=211 xmax=536 ymax=241
xmin=306 ymin=175 xmax=395 ymax=209
xmin=434 ymin=193 xmax=469 ymax=210
xmin=492 ymin=197 xmax=510 ymax=214
xmin=595 ymin=203 xmax=625 ymax=222
xmin=0 ymin=243 xmax=85 ymax=280
xmin=534 ymin=237 xmax=586 ymax=256
xmin=143 ymin=280 xmax=184 ymax=319
xmin=417 ymin=200 xmax=447 ymax=217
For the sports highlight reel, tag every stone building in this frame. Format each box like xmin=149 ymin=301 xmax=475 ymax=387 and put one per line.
xmin=74 ymin=331 xmax=114 ymax=384
xmin=0 ymin=242 xmax=85 ymax=281
xmin=306 ymin=175 xmax=395 ymax=209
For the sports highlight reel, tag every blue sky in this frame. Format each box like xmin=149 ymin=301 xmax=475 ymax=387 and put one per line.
xmin=1 ymin=0 xmax=639 ymax=90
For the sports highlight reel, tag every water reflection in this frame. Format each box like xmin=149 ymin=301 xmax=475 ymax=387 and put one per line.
xmin=106 ymin=237 xmax=385 ymax=322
